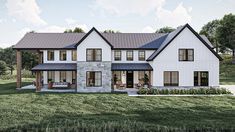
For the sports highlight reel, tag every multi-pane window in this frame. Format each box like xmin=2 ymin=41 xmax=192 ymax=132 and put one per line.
xmin=60 ymin=71 xmax=66 ymax=82
xmin=86 ymin=71 xmax=102 ymax=87
xmin=164 ymin=71 xmax=179 ymax=86
xmin=86 ymin=49 xmax=102 ymax=61
xmin=72 ymin=50 xmax=77 ymax=61
xmin=179 ymin=49 xmax=194 ymax=61
xmin=113 ymin=71 xmax=121 ymax=84
xmin=194 ymin=71 xmax=208 ymax=86
xmin=47 ymin=50 xmax=54 ymax=61
xmin=138 ymin=51 xmax=145 ymax=61
xmin=126 ymin=51 xmax=133 ymax=61
xmin=60 ymin=50 xmax=67 ymax=61
xmin=138 ymin=71 xmax=149 ymax=80
xmin=114 ymin=50 xmax=121 ymax=61
xmin=72 ymin=71 xmax=76 ymax=84
xmin=47 ymin=71 xmax=55 ymax=82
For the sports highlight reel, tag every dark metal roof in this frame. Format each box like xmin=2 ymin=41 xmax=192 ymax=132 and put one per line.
xmin=111 ymin=63 xmax=153 ymax=71
xmin=14 ymin=32 xmax=166 ymax=49
xmin=31 ymin=63 xmax=77 ymax=71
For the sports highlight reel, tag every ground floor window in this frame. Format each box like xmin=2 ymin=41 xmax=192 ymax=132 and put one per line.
xmin=164 ymin=71 xmax=179 ymax=86
xmin=47 ymin=71 xmax=55 ymax=82
xmin=138 ymin=71 xmax=150 ymax=81
xmin=194 ymin=71 xmax=208 ymax=86
xmin=60 ymin=71 xmax=66 ymax=82
xmin=86 ymin=71 xmax=102 ymax=87
xmin=113 ymin=71 xmax=121 ymax=84
xmin=72 ymin=71 xmax=76 ymax=84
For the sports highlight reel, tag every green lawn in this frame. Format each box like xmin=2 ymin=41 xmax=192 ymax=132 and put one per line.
xmin=0 ymin=80 xmax=235 ymax=131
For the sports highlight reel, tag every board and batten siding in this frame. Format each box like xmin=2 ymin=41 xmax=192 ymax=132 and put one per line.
xmin=150 ymin=27 xmax=219 ymax=87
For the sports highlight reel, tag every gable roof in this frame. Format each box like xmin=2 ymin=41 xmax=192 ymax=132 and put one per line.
xmin=147 ymin=24 xmax=223 ymax=61
xmin=75 ymin=27 xmax=113 ymax=48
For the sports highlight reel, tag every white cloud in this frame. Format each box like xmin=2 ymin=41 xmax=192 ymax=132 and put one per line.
xmin=65 ymin=18 xmax=77 ymax=25
xmin=18 ymin=27 xmax=31 ymax=36
xmin=142 ymin=26 xmax=155 ymax=33
xmin=93 ymin=0 xmax=165 ymax=16
xmin=156 ymin=3 xmax=192 ymax=27
xmin=0 ymin=43 xmax=13 ymax=48
xmin=6 ymin=0 xmax=47 ymax=26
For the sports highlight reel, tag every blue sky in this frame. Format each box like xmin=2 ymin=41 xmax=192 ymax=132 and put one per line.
xmin=0 ymin=0 xmax=234 ymax=48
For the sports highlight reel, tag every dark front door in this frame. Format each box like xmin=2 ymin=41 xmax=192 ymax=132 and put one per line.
xmin=126 ymin=71 xmax=133 ymax=88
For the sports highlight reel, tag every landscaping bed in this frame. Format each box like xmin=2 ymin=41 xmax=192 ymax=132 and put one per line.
xmin=137 ymin=87 xmax=232 ymax=95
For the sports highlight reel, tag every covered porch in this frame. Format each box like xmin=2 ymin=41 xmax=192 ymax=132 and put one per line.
xmin=111 ymin=63 xmax=153 ymax=90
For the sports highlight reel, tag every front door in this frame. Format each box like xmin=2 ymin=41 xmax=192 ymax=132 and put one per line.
xmin=126 ymin=71 xmax=133 ymax=88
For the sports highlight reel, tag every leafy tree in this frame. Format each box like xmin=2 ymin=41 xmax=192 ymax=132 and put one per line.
xmin=2 ymin=46 xmax=16 ymax=75
xmin=200 ymin=20 xmax=220 ymax=53
xmin=156 ymin=26 xmax=175 ymax=33
xmin=0 ymin=60 xmax=7 ymax=75
xmin=22 ymin=51 xmax=38 ymax=70
xmin=216 ymin=13 xmax=235 ymax=63
xmin=64 ymin=27 xmax=85 ymax=33
xmin=103 ymin=30 xmax=121 ymax=33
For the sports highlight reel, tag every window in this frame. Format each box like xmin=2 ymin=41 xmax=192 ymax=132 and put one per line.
xmin=194 ymin=71 xmax=208 ymax=86
xmin=86 ymin=71 xmax=102 ymax=87
xmin=126 ymin=51 xmax=133 ymax=61
xmin=60 ymin=50 xmax=67 ymax=61
xmin=47 ymin=71 xmax=55 ymax=82
xmin=72 ymin=50 xmax=77 ymax=61
xmin=60 ymin=71 xmax=66 ymax=82
xmin=138 ymin=71 xmax=149 ymax=81
xmin=86 ymin=49 xmax=102 ymax=61
xmin=72 ymin=71 xmax=76 ymax=84
xmin=47 ymin=50 xmax=54 ymax=61
xmin=114 ymin=50 xmax=121 ymax=61
xmin=179 ymin=49 xmax=194 ymax=61
xmin=164 ymin=71 xmax=179 ymax=86
xmin=138 ymin=51 xmax=145 ymax=61
xmin=113 ymin=71 xmax=121 ymax=84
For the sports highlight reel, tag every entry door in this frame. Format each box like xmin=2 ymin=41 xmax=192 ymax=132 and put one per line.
xmin=126 ymin=71 xmax=133 ymax=88
xmin=194 ymin=71 xmax=209 ymax=86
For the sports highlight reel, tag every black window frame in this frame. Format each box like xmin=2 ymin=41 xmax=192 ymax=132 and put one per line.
xmin=164 ymin=71 xmax=179 ymax=86
xmin=86 ymin=49 xmax=102 ymax=62
xmin=194 ymin=71 xmax=209 ymax=86
xmin=114 ymin=50 xmax=121 ymax=61
xmin=179 ymin=49 xmax=194 ymax=61
xmin=60 ymin=50 xmax=67 ymax=61
xmin=86 ymin=71 xmax=102 ymax=87
xmin=47 ymin=50 xmax=54 ymax=61
xmin=138 ymin=50 xmax=145 ymax=61
xmin=126 ymin=50 xmax=133 ymax=61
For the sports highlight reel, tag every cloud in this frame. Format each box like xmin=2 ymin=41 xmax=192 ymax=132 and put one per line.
xmin=65 ymin=18 xmax=77 ymax=25
xmin=18 ymin=27 xmax=31 ymax=36
xmin=156 ymin=3 xmax=192 ymax=27
xmin=142 ymin=26 xmax=155 ymax=33
xmin=93 ymin=0 xmax=165 ymax=16
xmin=6 ymin=0 xmax=47 ymax=26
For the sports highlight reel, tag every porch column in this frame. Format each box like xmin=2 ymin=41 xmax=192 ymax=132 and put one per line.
xmin=149 ymin=71 xmax=151 ymax=86
xmin=36 ymin=71 xmax=41 ymax=91
xmin=37 ymin=51 xmax=42 ymax=89
xmin=16 ymin=50 xmax=22 ymax=88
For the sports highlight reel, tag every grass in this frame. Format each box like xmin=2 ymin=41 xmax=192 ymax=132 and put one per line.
xmin=0 ymin=80 xmax=235 ymax=131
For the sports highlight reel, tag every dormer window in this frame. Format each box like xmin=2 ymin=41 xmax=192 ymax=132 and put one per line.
xmin=179 ymin=49 xmax=194 ymax=61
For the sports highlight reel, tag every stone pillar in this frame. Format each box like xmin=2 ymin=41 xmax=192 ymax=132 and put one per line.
xmin=16 ymin=50 xmax=22 ymax=88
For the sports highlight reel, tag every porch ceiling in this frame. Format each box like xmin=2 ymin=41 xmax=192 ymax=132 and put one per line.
xmin=31 ymin=63 xmax=77 ymax=71
xmin=111 ymin=63 xmax=153 ymax=71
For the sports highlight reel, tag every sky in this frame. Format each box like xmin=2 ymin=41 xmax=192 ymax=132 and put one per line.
xmin=0 ymin=0 xmax=234 ymax=48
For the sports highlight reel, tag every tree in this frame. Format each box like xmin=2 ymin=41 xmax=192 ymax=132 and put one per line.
xmin=103 ymin=30 xmax=121 ymax=33
xmin=22 ymin=51 xmax=38 ymax=70
xmin=216 ymin=13 xmax=235 ymax=63
xmin=156 ymin=26 xmax=175 ymax=33
xmin=64 ymin=27 xmax=85 ymax=33
xmin=0 ymin=60 xmax=7 ymax=75
xmin=3 ymin=46 xmax=16 ymax=75
xmin=200 ymin=20 xmax=220 ymax=53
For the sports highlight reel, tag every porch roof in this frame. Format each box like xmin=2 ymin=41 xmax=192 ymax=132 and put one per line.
xmin=32 ymin=63 xmax=77 ymax=71
xmin=111 ymin=63 xmax=153 ymax=71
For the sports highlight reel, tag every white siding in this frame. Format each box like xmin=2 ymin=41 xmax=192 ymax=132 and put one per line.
xmin=150 ymin=27 xmax=219 ymax=87
xmin=43 ymin=50 xmax=76 ymax=63
xmin=76 ymin=31 xmax=112 ymax=61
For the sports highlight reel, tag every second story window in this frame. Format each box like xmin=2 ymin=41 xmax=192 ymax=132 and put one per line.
xmin=114 ymin=50 xmax=121 ymax=61
xmin=60 ymin=50 xmax=67 ymax=61
xmin=126 ymin=51 xmax=133 ymax=61
xmin=47 ymin=50 xmax=54 ymax=61
xmin=179 ymin=49 xmax=194 ymax=61
xmin=72 ymin=50 xmax=77 ymax=61
xmin=86 ymin=49 xmax=102 ymax=61
xmin=138 ymin=51 xmax=145 ymax=61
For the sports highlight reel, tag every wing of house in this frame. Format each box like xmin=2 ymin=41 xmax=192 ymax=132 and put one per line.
xmin=14 ymin=24 xmax=222 ymax=92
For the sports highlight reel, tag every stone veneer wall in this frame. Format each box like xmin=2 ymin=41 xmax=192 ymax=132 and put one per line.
xmin=77 ymin=61 xmax=112 ymax=92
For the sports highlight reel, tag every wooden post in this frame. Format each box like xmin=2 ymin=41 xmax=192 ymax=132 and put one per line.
xmin=36 ymin=71 xmax=40 ymax=91
xmin=149 ymin=71 xmax=151 ymax=87
xmin=16 ymin=50 xmax=22 ymax=88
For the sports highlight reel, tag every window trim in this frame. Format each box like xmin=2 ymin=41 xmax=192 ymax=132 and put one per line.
xmin=86 ymin=71 xmax=102 ymax=87
xmin=194 ymin=71 xmax=209 ymax=86
xmin=138 ymin=50 xmax=145 ymax=61
xmin=47 ymin=71 xmax=55 ymax=82
xmin=86 ymin=48 xmax=102 ymax=62
xmin=60 ymin=50 xmax=67 ymax=61
xmin=47 ymin=50 xmax=54 ymax=61
xmin=126 ymin=50 xmax=133 ymax=61
xmin=178 ymin=49 xmax=194 ymax=61
xmin=72 ymin=50 xmax=77 ymax=61
xmin=114 ymin=50 xmax=121 ymax=61
xmin=164 ymin=71 xmax=179 ymax=86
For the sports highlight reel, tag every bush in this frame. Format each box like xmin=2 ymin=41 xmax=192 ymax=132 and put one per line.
xmin=137 ymin=88 xmax=232 ymax=95
xmin=0 ymin=60 xmax=7 ymax=75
